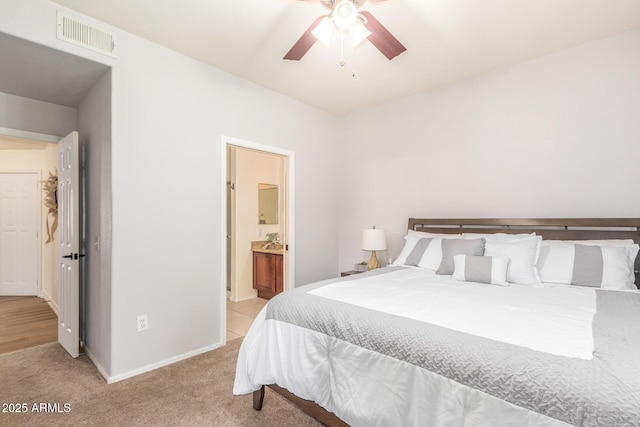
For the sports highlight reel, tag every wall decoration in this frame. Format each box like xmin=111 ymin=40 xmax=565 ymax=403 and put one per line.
xmin=42 ymin=170 xmax=58 ymax=244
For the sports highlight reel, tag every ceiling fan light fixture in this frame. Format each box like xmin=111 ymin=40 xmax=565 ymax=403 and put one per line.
xmin=311 ymin=16 xmax=335 ymax=47
xmin=349 ymin=18 xmax=371 ymax=47
xmin=333 ymin=1 xmax=358 ymax=30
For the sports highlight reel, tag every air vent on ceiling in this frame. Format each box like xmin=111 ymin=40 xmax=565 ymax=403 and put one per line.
xmin=56 ymin=11 xmax=117 ymax=58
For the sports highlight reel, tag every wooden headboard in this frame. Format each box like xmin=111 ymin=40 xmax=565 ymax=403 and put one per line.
xmin=408 ymin=218 xmax=640 ymax=288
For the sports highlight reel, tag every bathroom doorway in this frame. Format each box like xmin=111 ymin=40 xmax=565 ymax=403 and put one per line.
xmin=224 ymin=138 xmax=294 ymax=303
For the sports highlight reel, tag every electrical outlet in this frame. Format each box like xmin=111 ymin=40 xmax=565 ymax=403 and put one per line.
xmin=137 ymin=314 xmax=148 ymax=332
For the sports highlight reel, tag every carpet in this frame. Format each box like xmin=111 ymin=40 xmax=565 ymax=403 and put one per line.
xmin=0 ymin=339 xmax=321 ymax=426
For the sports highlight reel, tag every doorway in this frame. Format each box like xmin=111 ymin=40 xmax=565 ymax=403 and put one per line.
xmin=0 ymin=31 xmax=113 ymax=359
xmin=0 ymin=136 xmax=59 ymax=304
xmin=0 ymin=137 xmax=59 ymax=355
xmin=221 ymin=136 xmax=295 ymax=339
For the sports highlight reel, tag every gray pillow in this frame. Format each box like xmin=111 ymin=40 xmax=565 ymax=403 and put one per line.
xmin=436 ymin=238 xmax=485 ymax=275
xmin=452 ymin=255 xmax=509 ymax=286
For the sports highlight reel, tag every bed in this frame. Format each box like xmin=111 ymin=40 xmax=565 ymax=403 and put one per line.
xmin=233 ymin=218 xmax=640 ymax=426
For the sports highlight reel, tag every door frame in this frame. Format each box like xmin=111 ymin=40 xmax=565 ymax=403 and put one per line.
xmin=0 ymin=170 xmax=41 ymax=297
xmin=220 ymin=135 xmax=295 ymax=341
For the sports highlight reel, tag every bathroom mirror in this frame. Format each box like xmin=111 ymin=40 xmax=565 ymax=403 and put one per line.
xmin=258 ymin=183 xmax=278 ymax=224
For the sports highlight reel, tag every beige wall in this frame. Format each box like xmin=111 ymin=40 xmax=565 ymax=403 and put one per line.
xmin=0 ymin=144 xmax=59 ymax=308
xmin=232 ymin=147 xmax=284 ymax=301
xmin=42 ymin=143 xmax=59 ymax=311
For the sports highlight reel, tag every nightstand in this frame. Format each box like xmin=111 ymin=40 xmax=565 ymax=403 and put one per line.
xmin=341 ymin=270 xmax=365 ymax=277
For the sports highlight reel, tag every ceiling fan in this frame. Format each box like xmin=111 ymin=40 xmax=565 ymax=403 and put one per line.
xmin=284 ymin=0 xmax=406 ymax=61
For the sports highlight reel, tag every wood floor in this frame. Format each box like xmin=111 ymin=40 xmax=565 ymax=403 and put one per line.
xmin=0 ymin=296 xmax=58 ymax=355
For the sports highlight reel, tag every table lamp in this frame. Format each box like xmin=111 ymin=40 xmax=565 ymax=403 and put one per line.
xmin=361 ymin=226 xmax=386 ymax=270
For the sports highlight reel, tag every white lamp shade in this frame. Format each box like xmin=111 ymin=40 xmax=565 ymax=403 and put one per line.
xmin=361 ymin=228 xmax=387 ymax=251
xmin=349 ymin=19 xmax=371 ymax=47
xmin=311 ymin=16 xmax=335 ymax=47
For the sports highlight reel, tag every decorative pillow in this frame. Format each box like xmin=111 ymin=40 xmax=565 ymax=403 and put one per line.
xmin=392 ymin=235 xmax=421 ymax=266
xmin=393 ymin=237 xmax=448 ymax=270
xmin=452 ymin=255 xmax=510 ymax=286
xmin=436 ymin=238 xmax=485 ymax=275
xmin=393 ymin=232 xmax=460 ymax=267
xmin=407 ymin=237 xmax=466 ymax=271
xmin=484 ymin=236 xmax=542 ymax=286
xmin=537 ymin=241 xmax=639 ymax=290
xmin=404 ymin=238 xmax=433 ymax=266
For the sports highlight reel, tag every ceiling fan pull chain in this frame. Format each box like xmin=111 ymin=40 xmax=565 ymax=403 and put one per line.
xmin=352 ymin=54 xmax=357 ymax=77
xmin=340 ymin=31 xmax=346 ymax=67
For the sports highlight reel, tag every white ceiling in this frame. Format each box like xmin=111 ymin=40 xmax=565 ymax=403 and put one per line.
xmin=36 ymin=0 xmax=640 ymax=115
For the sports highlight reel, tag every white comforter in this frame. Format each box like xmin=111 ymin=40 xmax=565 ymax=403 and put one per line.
xmin=234 ymin=268 xmax=598 ymax=426
xmin=310 ymin=268 xmax=596 ymax=359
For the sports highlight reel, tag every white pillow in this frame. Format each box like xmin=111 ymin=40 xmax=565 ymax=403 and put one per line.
xmin=452 ymin=255 xmax=509 ymax=286
xmin=408 ymin=230 xmax=462 ymax=239
xmin=393 ymin=232 xmax=461 ymax=266
xmin=537 ymin=241 xmax=639 ymax=290
xmin=543 ymin=239 xmax=635 ymax=247
xmin=402 ymin=237 xmax=433 ymax=267
xmin=484 ymin=236 xmax=542 ymax=286
xmin=392 ymin=235 xmax=421 ymax=266
xmin=462 ymin=232 xmax=535 ymax=242
xmin=399 ymin=237 xmax=452 ymax=271
xmin=417 ymin=238 xmax=445 ymax=270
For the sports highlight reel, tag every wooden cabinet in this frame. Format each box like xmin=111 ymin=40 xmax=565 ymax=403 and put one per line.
xmin=253 ymin=251 xmax=283 ymax=300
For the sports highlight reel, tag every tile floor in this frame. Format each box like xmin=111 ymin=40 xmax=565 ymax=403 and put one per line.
xmin=226 ymin=297 xmax=268 ymax=342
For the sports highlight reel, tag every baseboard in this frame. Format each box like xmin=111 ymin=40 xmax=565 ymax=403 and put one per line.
xmin=230 ymin=292 xmax=259 ymax=303
xmin=84 ymin=345 xmax=111 ymax=383
xmin=40 ymin=290 xmax=59 ymax=315
xmin=105 ymin=342 xmax=225 ymax=384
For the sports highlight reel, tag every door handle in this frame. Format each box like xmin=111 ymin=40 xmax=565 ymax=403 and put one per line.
xmin=62 ymin=253 xmax=86 ymax=260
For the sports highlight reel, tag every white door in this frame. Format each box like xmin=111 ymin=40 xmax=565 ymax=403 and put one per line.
xmin=0 ymin=173 xmax=39 ymax=295
xmin=58 ymin=131 xmax=81 ymax=358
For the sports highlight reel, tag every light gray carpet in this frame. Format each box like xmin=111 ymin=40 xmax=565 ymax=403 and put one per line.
xmin=0 ymin=339 xmax=321 ymax=426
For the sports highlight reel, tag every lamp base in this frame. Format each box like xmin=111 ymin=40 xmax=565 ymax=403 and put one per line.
xmin=367 ymin=251 xmax=381 ymax=270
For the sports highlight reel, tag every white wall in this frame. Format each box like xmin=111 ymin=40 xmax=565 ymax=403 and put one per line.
xmin=338 ymin=28 xmax=640 ymax=271
xmin=108 ymin=23 xmax=339 ymax=380
xmin=0 ymin=91 xmax=76 ymax=136
xmin=232 ymin=148 xmax=284 ymax=301
xmin=0 ymin=0 xmax=340 ymax=380
xmin=77 ymin=68 xmax=112 ymax=375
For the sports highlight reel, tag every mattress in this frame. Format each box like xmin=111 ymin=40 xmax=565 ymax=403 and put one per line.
xmin=234 ymin=267 xmax=640 ymax=426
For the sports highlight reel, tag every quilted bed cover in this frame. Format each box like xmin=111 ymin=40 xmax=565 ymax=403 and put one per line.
xmin=234 ymin=267 xmax=640 ymax=427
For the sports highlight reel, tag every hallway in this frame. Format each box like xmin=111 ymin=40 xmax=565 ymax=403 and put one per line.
xmin=0 ymin=296 xmax=57 ymax=354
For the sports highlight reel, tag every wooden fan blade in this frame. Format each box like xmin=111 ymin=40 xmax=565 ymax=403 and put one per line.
xmin=284 ymin=16 xmax=325 ymax=61
xmin=360 ymin=11 xmax=406 ymax=60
